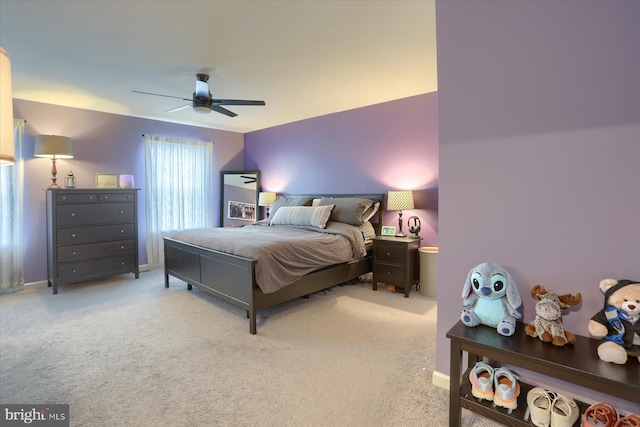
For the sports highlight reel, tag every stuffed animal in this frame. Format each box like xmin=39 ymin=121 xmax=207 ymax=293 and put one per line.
xmin=461 ymin=262 xmax=523 ymax=336
xmin=588 ymin=279 xmax=640 ymax=364
xmin=524 ymin=285 xmax=582 ymax=346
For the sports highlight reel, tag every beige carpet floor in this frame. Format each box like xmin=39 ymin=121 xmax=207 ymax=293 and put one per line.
xmin=1 ymin=269 xmax=500 ymax=426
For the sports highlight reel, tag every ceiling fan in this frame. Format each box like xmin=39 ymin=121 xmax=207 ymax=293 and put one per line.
xmin=133 ymin=73 xmax=265 ymax=117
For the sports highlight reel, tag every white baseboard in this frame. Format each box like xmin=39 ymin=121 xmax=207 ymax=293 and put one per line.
xmin=25 ymin=280 xmax=48 ymax=289
xmin=432 ymin=370 xmax=450 ymax=391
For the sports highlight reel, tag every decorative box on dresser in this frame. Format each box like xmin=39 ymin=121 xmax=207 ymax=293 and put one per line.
xmin=372 ymin=236 xmax=421 ymax=297
xmin=45 ymin=189 xmax=140 ymax=294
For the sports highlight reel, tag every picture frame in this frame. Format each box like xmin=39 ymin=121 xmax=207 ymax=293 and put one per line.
xmin=96 ymin=173 xmax=119 ymax=189
xmin=228 ymin=201 xmax=256 ymax=221
xmin=381 ymin=226 xmax=396 ymax=236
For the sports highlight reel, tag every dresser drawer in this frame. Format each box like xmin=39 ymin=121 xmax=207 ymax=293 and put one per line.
xmin=57 ymin=256 xmax=136 ymax=280
xmin=57 ymin=239 xmax=136 ymax=262
xmin=57 ymin=224 xmax=136 ymax=245
xmin=373 ymin=263 xmax=406 ymax=284
xmin=57 ymin=203 xmax=135 ymax=226
xmin=375 ymin=243 xmax=406 ymax=264
xmin=100 ymin=192 xmax=136 ymax=202
xmin=57 ymin=193 xmax=98 ymax=204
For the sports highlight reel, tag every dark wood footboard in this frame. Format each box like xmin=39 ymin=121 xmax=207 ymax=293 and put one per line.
xmin=164 ymin=237 xmax=372 ymax=334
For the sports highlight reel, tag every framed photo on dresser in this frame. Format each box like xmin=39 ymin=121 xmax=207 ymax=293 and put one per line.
xmin=96 ymin=173 xmax=118 ymax=189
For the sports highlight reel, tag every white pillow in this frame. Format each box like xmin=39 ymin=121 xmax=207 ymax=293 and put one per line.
xmin=359 ymin=221 xmax=376 ymax=242
xmin=269 ymin=205 xmax=335 ymax=229
xmin=363 ymin=201 xmax=380 ymax=222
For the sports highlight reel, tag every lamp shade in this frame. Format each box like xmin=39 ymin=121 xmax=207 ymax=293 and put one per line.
xmin=0 ymin=47 xmax=14 ymax=165
xmin=258 ymin=191 xmax=277 ymax=207
xmin=34 ymin=135 xmax=73 ymax=159
xmin=387 ymin=190 xmax=414 ymax=211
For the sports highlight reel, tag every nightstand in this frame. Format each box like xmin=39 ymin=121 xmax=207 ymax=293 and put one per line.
xmin=372 ymin=236 xmax=421 ymax=297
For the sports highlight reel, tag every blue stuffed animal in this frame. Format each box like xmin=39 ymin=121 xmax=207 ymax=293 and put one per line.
xmin=461 ymin=262 xmax=523 ymax=336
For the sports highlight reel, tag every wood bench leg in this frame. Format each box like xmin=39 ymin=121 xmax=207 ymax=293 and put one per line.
xmin=449 ymin=338 xmax=462 ymax=427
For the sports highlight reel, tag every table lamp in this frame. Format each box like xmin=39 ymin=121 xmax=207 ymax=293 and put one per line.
xmin=34 ymin=135 xmax=74 ymax=188
xmin=258 ymin=191 xmax=277 ymax=218
xmin=387 ymin=190 xmax=414 ymax=237
xmin=0 ymin=47 xmax=14 ymax=166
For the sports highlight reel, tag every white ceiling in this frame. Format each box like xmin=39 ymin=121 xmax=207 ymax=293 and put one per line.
xmin=0 ymin=1 xmax=437 ymax=133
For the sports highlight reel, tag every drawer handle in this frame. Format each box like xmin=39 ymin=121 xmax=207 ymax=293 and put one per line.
xmin=387 ymin=271 xmax=391 ymax=275
xmin=72 ymin=268 xmax=77 ymax=273
xmin=120 ymin=261 xmax=125 ymax=265
xmin=71 ymin=212 xmax=76 ymax=217
xmin=119 ymin=210 xmax=124 ymax=214
xmin=71 ymin=251 xmax=76 ymax=255
xmin=120 ymin=229 xmax=125 ymax=233
xmin=386 ymin=252 xmax=391 ymax=256
xmin=120 ymin=245 xmax=125 ymax=249
xmin=71 ymin=233 xmax=77 ymax=238
xmin=104 ymin=196 xmax=109 ymax=199
xmin=62 ymin=196 xmax=67 ymax=200
xmin=89 ymin=196 xmax=94 ymax=200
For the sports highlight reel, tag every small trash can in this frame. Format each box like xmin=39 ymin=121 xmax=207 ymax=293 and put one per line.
xmin=418 ymin=247 xmax=438 ymax=297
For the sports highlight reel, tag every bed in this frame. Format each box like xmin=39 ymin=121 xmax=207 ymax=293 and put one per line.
xmin=163 ymin=194 xmax=384 ymax=334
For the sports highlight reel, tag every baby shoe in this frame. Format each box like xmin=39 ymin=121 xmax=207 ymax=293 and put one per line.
xmin=615 ymin=414 xmax=640 ymax=427
xmin=524 ymin=387 xmax=553 ymax=427
xmin=469 ymin=361 xmax=494 ymax=401
xmin=493 ymin=367 xmax=520 ymax=414
xmin=583 ymin=403 xmax=619 ymax=427
xmin=550 ymin=393 xmax=579 ymax=427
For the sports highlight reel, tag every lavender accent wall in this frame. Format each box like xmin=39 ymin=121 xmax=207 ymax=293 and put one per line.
xmin=437 ymin=0 xmax=639 ymax=412
xmin=244 ymin=93 xmax=439 ymax=244
xmin=13 ymin=99 xmax=244 ymax=284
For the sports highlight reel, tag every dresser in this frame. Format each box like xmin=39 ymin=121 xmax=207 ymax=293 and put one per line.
xmin=46 ymin=189 xmax=140 ymax=294
xmin=372 ymin=236 xmax=421 ymax=297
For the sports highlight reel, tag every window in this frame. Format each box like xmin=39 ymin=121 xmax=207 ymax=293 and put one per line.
xmin=144 ymin=135 xmax=213 ymax=266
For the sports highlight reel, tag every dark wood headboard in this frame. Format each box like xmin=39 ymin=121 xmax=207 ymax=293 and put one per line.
xmin=285 ymin=193 xmax=385 ymax=235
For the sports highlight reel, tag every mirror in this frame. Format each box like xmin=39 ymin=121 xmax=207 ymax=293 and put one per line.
xmin=220 ymin=171 xmax=261 ymax=227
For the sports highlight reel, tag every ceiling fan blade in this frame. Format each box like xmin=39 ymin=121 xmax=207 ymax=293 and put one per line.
xmin=132 ymin=90 xmax=191 ymax=102
xmin=211 ymin=105 xmax=237 ymax=117
xmin=212 ymin=99 xmax=266 ymax=106
xmin=166 ymin=104 xmax=192 ymax=113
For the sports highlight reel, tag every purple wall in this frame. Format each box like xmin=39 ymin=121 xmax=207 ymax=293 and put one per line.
xmin=244 ymin=93 xmax=439 ymax=244
xmin=13 ymin=99 xmax=245 ymax=283
xmin=437 ymin=0 xmax=639 ymax=412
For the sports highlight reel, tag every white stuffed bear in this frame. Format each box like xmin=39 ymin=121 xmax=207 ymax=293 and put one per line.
xmin=588 ymin=279 xmax=640 ymax=364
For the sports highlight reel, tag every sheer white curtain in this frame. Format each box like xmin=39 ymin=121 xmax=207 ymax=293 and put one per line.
xmin=144 ymin=135 xmax=213 ymax=266
xmin=0 ymin=119 xmax=25 ymax=293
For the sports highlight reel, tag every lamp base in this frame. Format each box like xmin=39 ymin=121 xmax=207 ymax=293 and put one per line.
xmin=49 ymin=158 xmax=59 ymax=189
xmin=395 ymin=211 xmax=406 ymax=238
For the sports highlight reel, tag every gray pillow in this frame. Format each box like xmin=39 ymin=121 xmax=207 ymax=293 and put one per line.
xmin=269 ymin=196 xmax=314 ymax=219
xmin=317 ymin=197 xmax=375 ymax=226
xmin=269 ymin=205 xmax=335 ymax=229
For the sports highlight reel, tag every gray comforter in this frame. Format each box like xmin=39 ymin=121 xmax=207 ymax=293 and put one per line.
xmin=169 ymin=222 xmax=366 ymax=294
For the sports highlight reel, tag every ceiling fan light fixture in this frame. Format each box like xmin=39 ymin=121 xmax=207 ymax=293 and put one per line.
xmin=193 ymin=97 xmax=211 ymax=114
